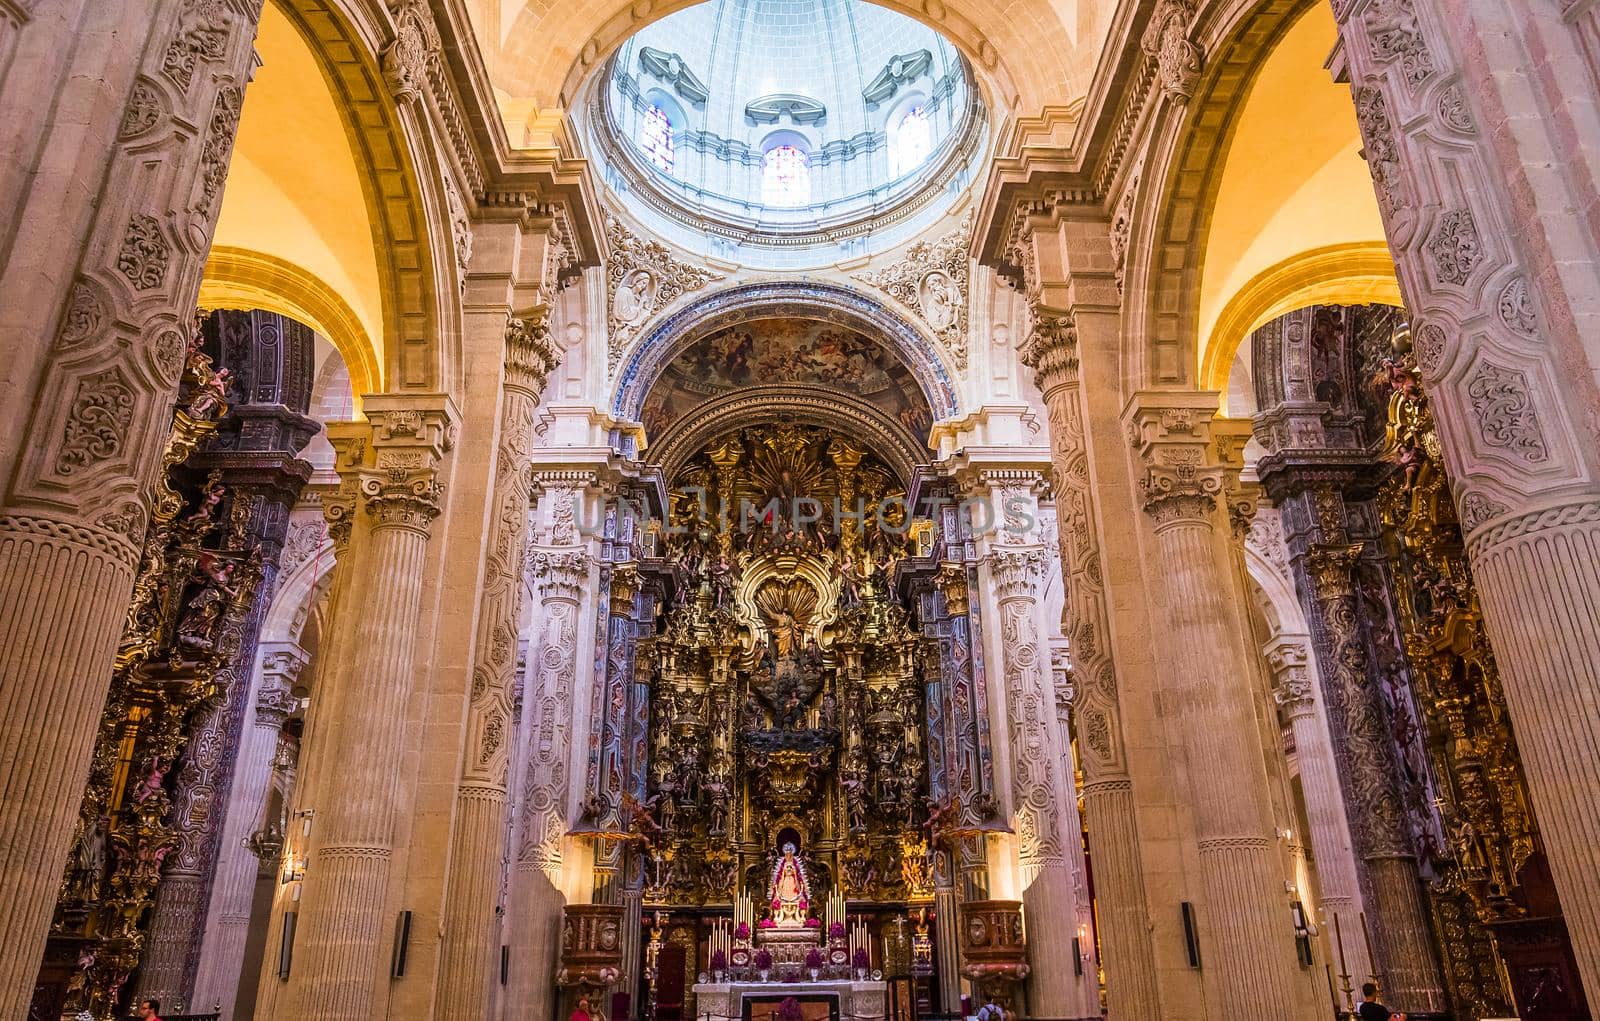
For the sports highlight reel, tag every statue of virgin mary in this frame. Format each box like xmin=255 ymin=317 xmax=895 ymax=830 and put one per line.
xmin=767 ymin=842 xmax=811 ymax=928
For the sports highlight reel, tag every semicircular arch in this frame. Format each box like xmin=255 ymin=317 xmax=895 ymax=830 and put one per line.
xmin=613 ymin=280 xmax=960 ymax=426
xmin=650 ymin=383 xmax=931 ymax=486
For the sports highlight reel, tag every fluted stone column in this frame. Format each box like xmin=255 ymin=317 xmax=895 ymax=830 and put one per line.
xmin=1018 ymin=309 xmax=1162 ymax=1017
xmin=505 ymin=546 xmax=589 ymax=1021
xmin=286 ymin=397 xmax=455 ymax=1020
xmin=1332 ymin=0 xmax=1600 ymax=993
xmin=1127 ymin=394 xmax=1301 ymax=1016
xmin=436 ymin=314 xmax=559 ymax=1018
xmin=0 ymin=4 xmax=261 ymax=1014
xmin=1264 ymin=638 xmax=1372 ymax=985
xmin=189 ymin=641 xmax=306 ymax=1016
xmin=989 ymin=544 xmax=1099 ymax=1020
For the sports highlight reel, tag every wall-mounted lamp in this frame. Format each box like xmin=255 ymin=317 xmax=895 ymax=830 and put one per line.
xmin=281 ymin=853 xmax=306 ymax=885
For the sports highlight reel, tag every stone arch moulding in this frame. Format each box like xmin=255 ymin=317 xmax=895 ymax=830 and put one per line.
xmin=1201 ymin=241 xmax=1402 ymax=392
xmin=268 ymin=0 xmax=447 ymax=392
xmin=611 ymin=280 xmax=962 ymax=425
xmin=1130 ymin=0 xmax=1324 ymax=388
xmin=200 ymin=246 xmax=383 ymax=401
xmin=649 ymin=383 xmax=932 ymax=486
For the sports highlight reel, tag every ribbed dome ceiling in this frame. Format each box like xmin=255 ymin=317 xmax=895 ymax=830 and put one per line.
xmin=593 ymin=0 xmax=983 ymax=264
xmin=618 ymin=0 xmax=966 ymax=151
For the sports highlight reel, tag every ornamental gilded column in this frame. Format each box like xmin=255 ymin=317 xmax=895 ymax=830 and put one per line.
xmin=1263 ymin=637 xmax=1373 ymax=985
xmin=1302 ymin=542 xmax=1445 ymax=1014
xmin=0 ymin=4 xmax=262 ymax=1013
xmin=1126 ymin=394 xmax=1300 ymax=1016
xmin=505 ymin=544 xmax=591 ymax=1021
xmin=1334 ymin=0 xmax=1600 ymax=991
xmin=1018 ymin=308 xmax=1162 ymax=1017
xmin=988 ymin=543 xmax=1098 ymax=1021
xmin=139 ymin=309 xmax=318 ymax=1008
xmin=435 ymin=312 xmax=559 ymax=1019
xmin=286 ymin=396 xmax=455 ymax=1021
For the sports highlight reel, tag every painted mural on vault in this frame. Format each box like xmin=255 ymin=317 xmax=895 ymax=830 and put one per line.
xmin=643 ymin=318 xmax=935 ymax=445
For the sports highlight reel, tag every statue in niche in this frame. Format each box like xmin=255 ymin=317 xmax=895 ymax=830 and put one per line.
xmin=766 ymin=841 xmax=813 ymax=928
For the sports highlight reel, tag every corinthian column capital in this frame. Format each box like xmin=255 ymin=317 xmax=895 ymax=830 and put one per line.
xmin=327 ymin=394 xmax=458 ymax=536
xmin=1125 ymin=392 xmax=1229 ymax=526
xmin=990 ymin=546 xmax=1049 ymax=602
xmin=505 ymin=308 xmax=561 ymax=395
xmin=1264 ymin=638 xmax=1314 ymax=717
xmin=528 ymin=548 xmax=590 ymax=602
xmin=1018 ymin=303 xmax=1080 ymax=394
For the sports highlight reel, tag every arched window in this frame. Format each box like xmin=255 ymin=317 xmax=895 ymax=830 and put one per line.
xmin=640 ymin=104 xmax=675 ymax=173
xmin=888 ymin=105 xmax=932 ymax=178
xmin=761 ymin=145 xmax=811 ymax=206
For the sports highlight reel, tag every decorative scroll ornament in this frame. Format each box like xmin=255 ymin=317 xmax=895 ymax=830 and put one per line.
xmin=1465 ymin=361 xmax=1549 ymax=464
xmin=1266 ymin=640 xmax=1314 ymax=713
xmin=1355 ymin=86 xmax=1404 ymax=215
xmin=638 ymin=46 xmax=710 ymax=105
xmin=161 ymin=0 xmax=232 ymax=92
xmin=196 ymin=85 xmax=243 ymax=213
xmin=1426 ymin=207 xmax=1484 ymax=285
xmin=57 ymin=369 xmax=138 ymax=477
xmin=1137 ymin=448 xmax=1223 ymax=525
xmin=606 ymin=215 xmax=723 ymax=374
xmin=1364 ymin=0 xmax=1436 ymax=89
xmin=854 ymin=213 xmax=971 ymax=369
xmin=117 ymin=214 xmax=171 ymax=290
xmin=1141 ymin=0 xmax=1202 ymax=104
xmin=120 ymin=77 xmax=165 ymax=139
xmin=382 ymin=0 xmax=442 ymax=104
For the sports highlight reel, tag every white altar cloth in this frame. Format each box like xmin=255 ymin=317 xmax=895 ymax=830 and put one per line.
xmin=691 ymin=978 xmax=888 ymax=1021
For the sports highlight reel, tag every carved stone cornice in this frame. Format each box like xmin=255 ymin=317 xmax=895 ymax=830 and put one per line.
xmin=989 ymin=546 xmax=1049 ymax=602
xmin=1018 ymin=304 xmax=1079 ymax=394
xmin=505 ymin=309 xmax=561 ymax=394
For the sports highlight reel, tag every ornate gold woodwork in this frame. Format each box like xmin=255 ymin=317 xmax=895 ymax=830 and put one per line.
xmin=634 ymin=423 xmax=930 ymax=910
xmin=1375 ymin=347 xmax=1541 ymax=1014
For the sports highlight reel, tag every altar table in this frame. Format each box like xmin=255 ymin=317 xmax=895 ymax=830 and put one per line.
xmin=691 ymin=979 xmax=888 ymax=1021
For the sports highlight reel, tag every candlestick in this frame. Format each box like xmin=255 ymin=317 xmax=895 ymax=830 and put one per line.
xmin=1358 ymin=911 xmax=1382 ymax=987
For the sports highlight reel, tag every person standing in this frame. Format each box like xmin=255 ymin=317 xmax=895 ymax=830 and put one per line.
xmin=1357 ymin=982 xmax=1404 ymax=1021
xmin=137 ymin=999 xmax=163 ymax=1021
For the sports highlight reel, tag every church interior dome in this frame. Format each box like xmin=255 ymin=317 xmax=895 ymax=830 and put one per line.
xmin=586 ymin=0 xmax=986 ymax=266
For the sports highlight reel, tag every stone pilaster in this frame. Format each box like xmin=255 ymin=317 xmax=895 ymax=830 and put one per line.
xmin=1018 ymin=307 xmax=1162 ymax=1018
xmin=988 ymin=544 xmax=1099 ymax=1021
xmin=1333 ymin=0 xmax=1600 ymax=994
xmin=1126 ymin=393 xmax=1301 ymax=1016
xmin=435 ymin=312 xmax=560 ymax=1019
xmin=505 ymin=546 xmax=590 ymax=1021
xmin=285 ymin=396 xmax=454 ymax=1021
xmin=0 ymin=4 xmax=263 ymax=1014
xmin=1264 ymin=637 xmax=1373 ymax=986
xmin=188 ymin=640 xmax=307 ymax=1016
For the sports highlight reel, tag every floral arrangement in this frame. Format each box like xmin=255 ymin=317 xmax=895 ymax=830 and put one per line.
xmin=804 ymin=947 xmax=825 ymax=970
xmin=828 ymin=921 xmax=846 ymax=939
xmin=735 ymin=922 xmax=752 ymax=941
xmin=710 ymin=949 xmax=728 ymax=973
xmin=853 ymin=947 xmax=870 ymax=971
xmin=753 ymin=948 xmax=774 ymax=970
xmin=759 ymin=917 xmax=776 ymax=929
xmin=778 ymin=997 xmax=804 ymax=1021
xmin=804 ymin=917 xmax=821 ymax=928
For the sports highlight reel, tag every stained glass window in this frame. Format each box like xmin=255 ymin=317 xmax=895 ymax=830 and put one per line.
xmin=761 ymin=145 xmax=811 ymax=206
xmin=641 ymin=104 xmax=675 ymax=173
xmin=888 ymin=106 xmax=932 ymax=178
